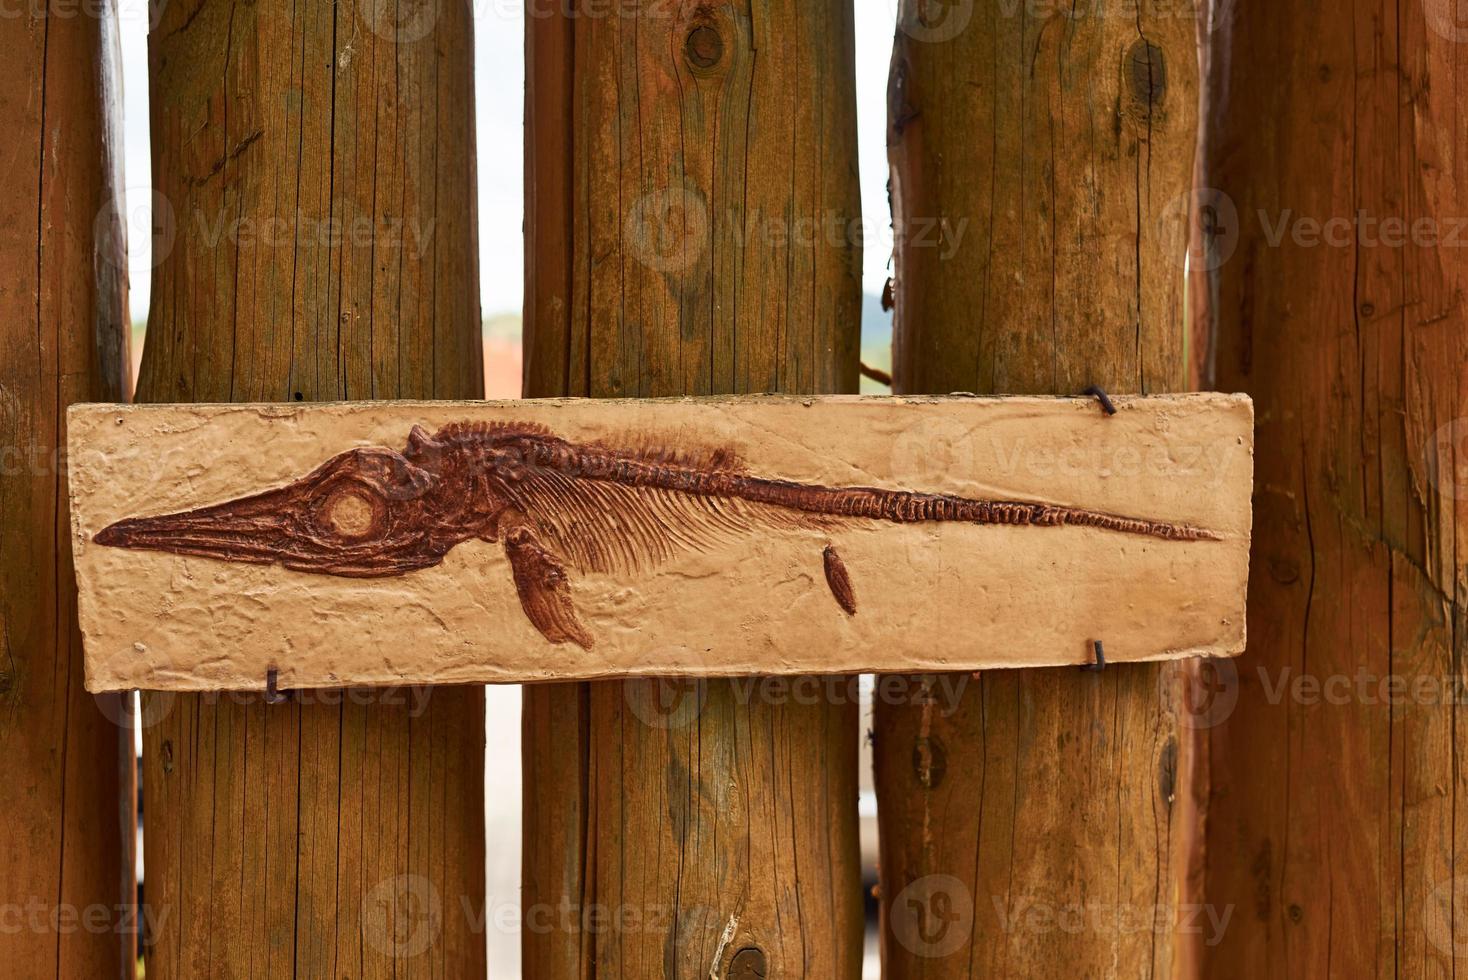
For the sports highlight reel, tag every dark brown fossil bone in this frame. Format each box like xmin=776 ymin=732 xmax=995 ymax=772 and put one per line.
xmin=94 ymin=421 xmax=1224 ymax=649
xmin=823 ymin=546 xmax=858 ymax=616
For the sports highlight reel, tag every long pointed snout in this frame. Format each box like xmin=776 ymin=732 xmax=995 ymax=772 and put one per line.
xmin=92 ymin=444 xmax=459 ymax=579
xmin=93 ymin=486 xmax=296 ymax=565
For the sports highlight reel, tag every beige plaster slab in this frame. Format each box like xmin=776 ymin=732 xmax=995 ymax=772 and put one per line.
xmin=67 ymin=394 xmax=1254 ymax=692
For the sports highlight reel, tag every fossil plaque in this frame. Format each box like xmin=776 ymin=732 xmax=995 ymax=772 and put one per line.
xmin=68 ymin=395 xmax=1254 ymax=692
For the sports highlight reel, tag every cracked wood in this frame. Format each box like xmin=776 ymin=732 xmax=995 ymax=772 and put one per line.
xmin=134 ymin=0 xmax=487 ymax=975
xmin=877 ymin=2 xmax=1209 ymax=978
xmin=1201 ymin=3 xmax=1468 ymax=976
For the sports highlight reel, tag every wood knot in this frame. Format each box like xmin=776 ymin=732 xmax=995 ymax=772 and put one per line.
xmin=685 ymin=25 xmax=724 ymax=70
xmin=1125 ymin=39 xmax=1167 ymax=111
xmin=161 ymin=739 xmax=175 ymax=774
xmin=1157 ymin=734 xmax=1178 ymax=807
xmin=728 ymin=946 xmax=768 ymax=979
xmin=1267 ymin=557 xmax=1300 ymax=584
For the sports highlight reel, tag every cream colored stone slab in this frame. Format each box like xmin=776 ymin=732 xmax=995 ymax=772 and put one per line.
xmin=67 ymin=395 xmax=1254 ymax=692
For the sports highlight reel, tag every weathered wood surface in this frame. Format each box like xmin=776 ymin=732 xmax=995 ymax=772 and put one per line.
xmin=0 ymin=5 xmax=133 ymax=977
xmin=876 ymin=1 xmax=1209 ymax=976
xmin=136 ymin=0 xmax=485 ymax=975
xmin=522 ymin=1 xmax=866 ymax=976
xmin=1203 ymin=3 xmax=1468 ymax=976
xmin=69 ymin=395 xmax=1252 ymax=691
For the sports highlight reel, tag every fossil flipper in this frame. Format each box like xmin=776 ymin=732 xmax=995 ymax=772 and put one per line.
xmin=504 ymin=524 xmax=594 ymax=650
xmin=823 ymin=545 xmax=857 ymax=615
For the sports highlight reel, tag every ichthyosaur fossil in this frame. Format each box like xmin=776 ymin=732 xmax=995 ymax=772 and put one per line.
xmin=94 ymin=421 xmax=1223 ymax=649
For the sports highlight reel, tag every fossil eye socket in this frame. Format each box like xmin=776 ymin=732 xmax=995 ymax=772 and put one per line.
xmin=316 ymin=487 xmax=383 ymax=540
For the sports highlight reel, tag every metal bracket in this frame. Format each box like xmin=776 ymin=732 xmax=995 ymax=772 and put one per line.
xmin=1083 ymin=640 xmax=1107 ymax=673
xmin=265 ymin=666 xmax=288 ymax=704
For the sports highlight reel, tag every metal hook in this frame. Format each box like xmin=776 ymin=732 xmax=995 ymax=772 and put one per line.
xmin=1082 ymin=385 xmax=1118 ymax=416
xmin=265 ymin=667 xmax=287 ymax=704
xmin=1082 ymin=640 xmax=1107 ymax=673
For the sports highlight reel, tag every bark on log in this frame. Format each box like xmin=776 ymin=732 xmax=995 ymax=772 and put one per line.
xmin=136 ymin=1 xmax=486 ymax=975
xmin=1203 ymin=3 xmax=1468 ymax=975
xmin=522 ymin=1 xmax=865 ymax=976
xmin=0 ymin=4 xmax=133 ymax=977
xmin=875 ymin=1 xmax=1205 ymax=976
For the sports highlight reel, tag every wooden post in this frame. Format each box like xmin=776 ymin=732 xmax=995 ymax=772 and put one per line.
xmin=522 ymin=1 xmax=865 ymax=976
xmin=875 ymin=1 xmax=1204 ymax=975
xmin=0 ymin=4 xmax=133 ymax=976
xmin=135 ymin=1 xmax=486 ymax=975
xmin=1203 ymin=4 xmax=1468 ymax=976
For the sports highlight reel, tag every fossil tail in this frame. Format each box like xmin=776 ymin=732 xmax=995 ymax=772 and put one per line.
xmin=692 ymin=477 xmax=1225 ymax=543
xmin=993 ymin=502 xmax=1225 ymax=542
xmin=518 ymin=441 xmax=1225 ymax=545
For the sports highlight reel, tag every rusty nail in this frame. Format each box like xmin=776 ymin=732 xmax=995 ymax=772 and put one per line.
xmin=1083 ymin=385 xmax=1118 ymax=416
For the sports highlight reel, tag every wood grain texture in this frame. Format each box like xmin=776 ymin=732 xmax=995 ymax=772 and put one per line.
xmin=137 ymin=0 xmax=485 ymax=975
xmin=876 ymin=1 xmax=1207 ymax=976
xmin=1202 ymin=3 xmax=1468 ymax=976
xmin=68 ymin=396 xmax=1252 ymax=691
xmin=0 ymin=4 xmax=133 ymax=977
xmin=522 ymin=1 xmax=865 ymax=975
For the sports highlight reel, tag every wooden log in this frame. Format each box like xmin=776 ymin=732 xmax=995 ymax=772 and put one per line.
xmin=0 ymin=4 xmax=133 ymax=976
xmin=1202 ymin=4 xmax=1468 ymax=975
xmin=522 ymin=1 xmax=866 ymax=975
xmin=136 ymin=1 xmax=485 ymax=975
xmin=876 ymin=1 xmax=1207 ymax=975
xmin=67 ymin=395 xmax=1253 ymax=691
